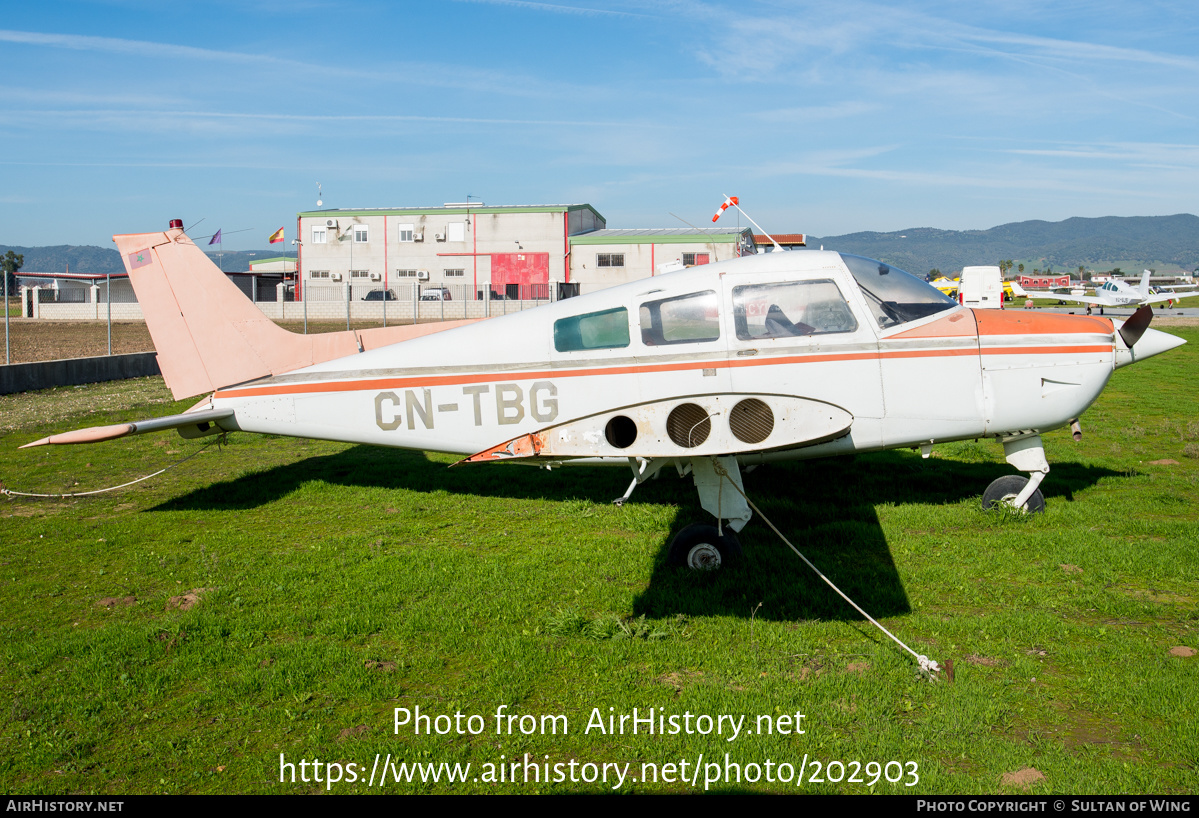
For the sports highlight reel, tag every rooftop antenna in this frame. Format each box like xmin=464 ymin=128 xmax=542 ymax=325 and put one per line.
xmin=316 ymin=182 xmax=323 ymax=208
xmin=712 ymin=195 xmax=782 ymax=252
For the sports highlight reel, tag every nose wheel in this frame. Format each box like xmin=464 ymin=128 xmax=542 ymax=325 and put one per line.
xmin=984 ymin=434 xmax=1050 ymax=514
xmin=982 ymin=474 xmax=1046 ymax=514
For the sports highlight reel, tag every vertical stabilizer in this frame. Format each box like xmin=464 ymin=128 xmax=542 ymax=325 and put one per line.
xmin=114 ymin=225 xmax=477 ymax=400
xmin=1138 ymin=269 xmax=1153 ymax=299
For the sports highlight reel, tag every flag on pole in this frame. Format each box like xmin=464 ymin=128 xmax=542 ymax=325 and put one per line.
xmin=208 ymin=229 xmax=222 ymax=246
xmin=268 ymin=227 xmax=284 ymax=244
xmin=712 ymin=195 xmax=739 ymax=223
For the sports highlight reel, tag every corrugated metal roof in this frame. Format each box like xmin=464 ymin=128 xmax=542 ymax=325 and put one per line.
xmin=581 ymin=228 xmax=747 ymax=237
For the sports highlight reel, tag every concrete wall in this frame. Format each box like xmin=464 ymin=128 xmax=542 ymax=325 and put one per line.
xmin=0 ymin=352 xmax=159 ymax=395
xmin=18 ymin=281 xmax=552 ymax=322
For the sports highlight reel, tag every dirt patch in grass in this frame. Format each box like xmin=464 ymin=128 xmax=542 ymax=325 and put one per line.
xmin=337 ymin=724 xmax=371 ymax=741
xmin=96 ymin=596 xmax=135 ymax=608
xmin=658 ymin=670 xmax=703 ymax=693
xmin=166 ymin=587 xmax=213 ymax=611
xmin=2 ymin=320 xmax=155 ymax=364
xmin=963 ymin=654 xmax=1006 ymax=667
xmin=1168 ymin=646 xmax=1195 ymax=657
xmin=1001 ymin=767 xmax=1045 ymax=788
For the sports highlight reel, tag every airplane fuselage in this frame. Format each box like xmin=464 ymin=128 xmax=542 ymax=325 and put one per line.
xmin=210 ymin=251 xmax=1120 ymax=465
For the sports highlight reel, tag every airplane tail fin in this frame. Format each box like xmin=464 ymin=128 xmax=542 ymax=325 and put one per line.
xmin=113 ymin=223 xmax=476 ymax=400
xmin=1138 ymin=269 xmax=1153 ymax=299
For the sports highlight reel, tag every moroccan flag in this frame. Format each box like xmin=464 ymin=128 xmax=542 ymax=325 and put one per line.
xmin=208 ymin=229 xmax=222 ymax=246
xmin=268 ymin=227 xmax=284 ymax=244
xmin=128 ymin=249 xmax=153 ymax=270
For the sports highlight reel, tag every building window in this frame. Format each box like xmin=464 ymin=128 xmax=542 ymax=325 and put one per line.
xmin=395 ymin=269 xmax=418 ymax=278
xmin=398 ymin=223 xmax=415 ymax=242
xmin=350 ymin=270 xmax=371 ymax=278
xmin=597 ymin=253 xmax=624 ymax=268
xmin=682 ymin=253 xmax=710 ymax=266
xmin=353 ymin=224 xmax=369 ymax=243
xmin=310 ymin=270 xmax=330 ymax=279
xmin=445 ymin=269 xmax=464 ymax=277
xmin=448 ymin=222 xmax=466 ymax=242
xmin=311 ymin=227 xmax=327 ymax=244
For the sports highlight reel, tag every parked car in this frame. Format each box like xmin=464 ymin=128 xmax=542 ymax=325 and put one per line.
xmin=362 ymin=289 xmax=397 ymax=301
xmin=420 ymin=287 xmax=452 ymax=301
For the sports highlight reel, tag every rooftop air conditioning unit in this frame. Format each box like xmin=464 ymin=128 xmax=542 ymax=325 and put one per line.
xmin=434 ymin=232 xmax=446 ymax=242
xmin=369 ymin=272 xmax=382 ymax=281
xmin=330 ymin=272 xmax=343 ymax=281
xmin=413 ymin=231 xmax=424 ymax=242
xmin=324 ymin=219 xmax=338 ymax=229
xmin=417 ymin=270 xmax=430 ymax=280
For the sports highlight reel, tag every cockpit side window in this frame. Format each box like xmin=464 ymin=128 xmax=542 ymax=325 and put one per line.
xmin=732 ymin=280 xmax=858 ymax=340
xmin=639 ymin=290 xmax=720 ymax=346
xmin=839 ymin=253 xmax=956 ymax=329
xmin=554 ymin=307 xmax=630 ymax=352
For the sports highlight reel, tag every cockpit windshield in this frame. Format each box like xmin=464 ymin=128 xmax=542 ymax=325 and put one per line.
xmin=839 ymin=253 xmax=957 ymax=329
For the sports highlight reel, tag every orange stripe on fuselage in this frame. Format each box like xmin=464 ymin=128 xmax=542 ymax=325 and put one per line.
xmin=214 ymin=339 xmax=1111 ymax=400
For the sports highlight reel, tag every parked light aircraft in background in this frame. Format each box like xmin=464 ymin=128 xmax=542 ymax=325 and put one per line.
xmin=1046 ymin=270 xmax=1199 ymax=313
xmin=21 ymin=218 xmax=1187 ymax=570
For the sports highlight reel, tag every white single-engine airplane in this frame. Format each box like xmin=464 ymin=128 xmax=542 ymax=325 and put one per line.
xmin=21 ymin=218 xmax=1187 ymax=570
xmin=1046 ymin=270 xmax=1199 ymax=313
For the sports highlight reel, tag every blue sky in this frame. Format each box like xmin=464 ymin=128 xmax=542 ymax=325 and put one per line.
xmin=2 ymin=0 xmax=1197 ymax=250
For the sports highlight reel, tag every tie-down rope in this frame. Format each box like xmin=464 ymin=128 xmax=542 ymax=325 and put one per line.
xmin=711 ymin=458 xmax=941 ymax=679
xmin=2 ymin=436 xmax=223 ymax=499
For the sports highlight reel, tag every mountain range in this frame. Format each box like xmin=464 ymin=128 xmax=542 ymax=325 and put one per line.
xmin=5 ymin=214 xmax=1199 ymax=277
xmin=1 ymin=246 xmax=294 ymax=276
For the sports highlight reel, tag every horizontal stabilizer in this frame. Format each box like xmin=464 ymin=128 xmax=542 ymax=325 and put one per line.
xmin=21 ymin=408 xmax=234 ymax=448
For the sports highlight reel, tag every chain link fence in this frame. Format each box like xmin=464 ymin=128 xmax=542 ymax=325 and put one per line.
xmin=8 ymin=278 xmax=566 ymax=364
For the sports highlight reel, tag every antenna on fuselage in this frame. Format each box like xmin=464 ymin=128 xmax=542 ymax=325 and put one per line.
xmin=711 ymin=195 xmax=782 ymax=252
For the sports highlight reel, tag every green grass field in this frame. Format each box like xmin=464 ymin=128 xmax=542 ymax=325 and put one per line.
xmin=2 ymin=330 xmax=1197 ymax=795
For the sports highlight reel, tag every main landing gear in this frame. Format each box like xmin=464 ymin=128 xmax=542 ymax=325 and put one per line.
xmin=667 ymin=523 xmax=743 ymax=570
xmin=615 ymin=455 xmax=752 ymax=571
xmin=982 ymin=433 xmax=1049 ymax=514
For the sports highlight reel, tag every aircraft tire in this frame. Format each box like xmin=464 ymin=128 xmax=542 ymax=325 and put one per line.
xmin=981 ymin=475 xmax=1046 ymax=514
xmin=667 ymin=524 xmax=742 ymax=570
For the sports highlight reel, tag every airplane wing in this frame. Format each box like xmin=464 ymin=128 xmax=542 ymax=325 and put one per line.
xmin=1143 ymin=290 xmax=1199 ymax=304
xmin=1052 ymin=293 xmax=1107 ymax=306
xmin=20 ymin=408 xmax=232 ymax=448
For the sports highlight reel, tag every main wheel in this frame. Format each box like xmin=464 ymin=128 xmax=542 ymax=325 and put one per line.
xmin=667 ymin=524 xmax=742 ymax=570
xmin=982 ymin=475 xmax=1046 ymax=514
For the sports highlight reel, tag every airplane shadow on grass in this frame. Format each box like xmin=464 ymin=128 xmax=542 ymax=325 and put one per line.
xmin=154 ymin=445 xmax=1121 ymax=623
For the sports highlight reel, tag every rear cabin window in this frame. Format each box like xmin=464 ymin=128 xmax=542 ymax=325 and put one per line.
xmin=732 ymin=280 xmax=858 ymax=340
xmin=554 ymin=307 xmax=630 ymax=352
xmin=640 ymin=290 xmax=720 ymax=346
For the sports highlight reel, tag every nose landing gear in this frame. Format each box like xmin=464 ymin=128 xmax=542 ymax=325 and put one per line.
xmin=983 ymin=433 xmax=1049 ymax=514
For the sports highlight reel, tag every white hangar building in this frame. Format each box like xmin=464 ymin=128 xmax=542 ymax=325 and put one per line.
xmin=294 ymin=203 xmax=754 ymax=300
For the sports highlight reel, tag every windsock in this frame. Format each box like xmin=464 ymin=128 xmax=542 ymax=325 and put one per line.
xmin=712 ymin=195 xmax=739 ymax=223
